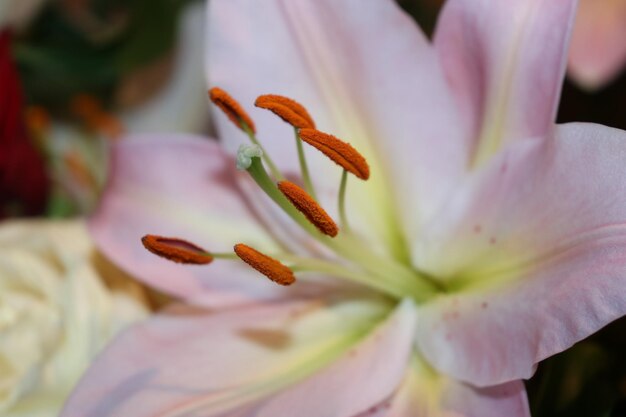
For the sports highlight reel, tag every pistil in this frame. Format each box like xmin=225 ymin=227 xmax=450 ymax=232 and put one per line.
xmin=240 ymin=149 xmax=437 ymax=300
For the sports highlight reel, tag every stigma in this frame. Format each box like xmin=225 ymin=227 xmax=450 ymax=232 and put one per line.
xmin=237 ymin=144 xmax=263 ymax=170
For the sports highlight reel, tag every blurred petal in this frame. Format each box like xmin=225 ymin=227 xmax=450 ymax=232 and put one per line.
xmin=434 ymin=0 xmax=577 ymax=165
xmin=0 ymin=220 xmax=147 ymax=417
xmin=61 ymin=297 xmax=416 ymax=417
xmin=245 ymin=299 xmax=416 ymax=417
xmin=0 ymin=0 xmax=47 ymax=28
xmin=568 ymin=0 xmax=626 ymax=90
xmin=207 ymin=0 xmax=466 ymax=258
xmin=353 ymin=356 xmax=529 ymax=417
xmin=89 ymin=134 xmax=328 ymax=307
xmin=121 ymin=2 xmax=210 ymax=134
xmin=416 ymin=123 xmax=626 ymax=385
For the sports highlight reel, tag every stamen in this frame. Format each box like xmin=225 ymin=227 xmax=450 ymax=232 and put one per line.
xmin=242 ymin=147 xmax=438 ymax=300
xmin=255 ymin=94 xmax=315 ymax=129
xmin=25 ymin=106 xmax=50 ymax=140
xmin=338 ymin=169 xmax=350 ymax=230
xmin=278 ymin=181 xmax=339 ymax=237
xmin=298 ymin=128 xmax=370 ymax=180
xmin=141 ymin=235 xmax=213 ymax=264
xmin=277 ymin=180 xmax=339 ymax=237
xmin=234 ymin=243 xmax=295 ymax=286
xmin=93 ymin=113 xmax=125 ymax=140
xmin=70 ymin=94 xmax=124 ymax=139
xmin=209 ymin=87 xmax=256 ymax=133
xmin=64 ymin=151 xmax=98 ymax=190
xmin=294 ymin=128 xmax=317 ymax=199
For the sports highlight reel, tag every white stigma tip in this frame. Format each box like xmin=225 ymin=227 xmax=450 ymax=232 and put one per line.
xmin=236 ymin=144 xmax=263 ymax=170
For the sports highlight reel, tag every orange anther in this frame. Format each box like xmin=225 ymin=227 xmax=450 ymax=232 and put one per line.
xmin=25 ymin=106 xmax=51 ymax=137
xmin=277 ymin=180 xmax=338 ymax=237
xmin=255 ymin=94 xmax=315 ymax=129
xmin=64 ymin=151 xmax=97 ymax=189
xmin=298 ymin=129 xmax=370 ymax=180
xmin=93 ymin=113 xmax=125 ymax=140
xmin=71 ymin=94 xmax=101 ymax=119
xmin=70 ymin=94 xmax=125 ymax=139
xmin=141 ymin=235 xmax=213 ymax=264
xmin=209 ymin=87 xmax=256 ymax=133
xmin=234 ymin=243 xmax=295 ymax=286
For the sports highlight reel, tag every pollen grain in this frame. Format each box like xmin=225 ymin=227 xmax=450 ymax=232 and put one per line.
xmin=209 ymin=87 xmax=256 ymax=133
xmin=234 ymin=243 xmax=295 ymax=286
xmin=298 ymin=128 xmax=370 ymax=180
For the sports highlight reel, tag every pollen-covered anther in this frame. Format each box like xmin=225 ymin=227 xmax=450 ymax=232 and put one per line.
xmin=255 ymin=94 xmax=315 ymax=129
xmin=298 ymin=128 xmax=370 ymax=180
xmin=141 ymin=235 xmax=213 ymax=264
xmin=277 ymin=180 xmax=339 ymax=237
xmin=209 ymin=87 xmax=256 ymax=133
xmin=234 ymin=244 xmax=295 ymax=286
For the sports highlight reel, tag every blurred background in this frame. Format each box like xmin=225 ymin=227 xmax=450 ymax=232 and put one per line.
xmin=1 ymin=0 xmax=625 ymax=416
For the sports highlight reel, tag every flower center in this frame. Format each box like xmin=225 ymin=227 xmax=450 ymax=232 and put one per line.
xmin=142 ymin=89 xmax=443 ymax=303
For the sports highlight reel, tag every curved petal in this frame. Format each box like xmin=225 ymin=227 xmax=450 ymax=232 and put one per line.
xmin=206 ymin=0 xmax=466 ymax=258
xmin=89 ymin=135 xmax=332 ymax=307
xmin=60 ymin=297 xmax=416 ymax=417
xmin=354 ymin=356 xmax=529 ymax=417
xmin=416 ymin=123 xmax=626 ymax=386
xmin=434 ymin=0 xmax=577 ymax=165
xmin=568 ymin=0 xmax=626 ymax=90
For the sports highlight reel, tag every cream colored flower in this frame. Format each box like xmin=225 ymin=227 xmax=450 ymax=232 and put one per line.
xmin=0 ymin=219 xmax=149 ymax=417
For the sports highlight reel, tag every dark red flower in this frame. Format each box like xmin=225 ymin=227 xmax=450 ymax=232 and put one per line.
xmin=0 ymin=30 xmax=50 ymax=217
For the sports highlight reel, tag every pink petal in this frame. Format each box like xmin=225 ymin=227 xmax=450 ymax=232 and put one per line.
xmin=60 ymin=298 xmax=416 ymax=417
xmin=207 ymin=0 xmax=466 ymax=256
xmin=247 ymin=299 xmax=417 ymax=417
xmin=568 ymin=0 xmax=626 ymax=90
xmin=416 ymin=123 xmax=626 ymax=386
xmin=434 ymin=0 xmax=577 ymax=164
xmin=354 ymin=358 xmax=529 ymax=417
xmin=89 ymin=134 xmax=331 ymax=307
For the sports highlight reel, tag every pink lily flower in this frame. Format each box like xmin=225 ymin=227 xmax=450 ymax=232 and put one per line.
xmin=568 ymin=0 xmax=626 ymax=89
xmin=61 ymin=0 xmax=626 ymax=415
